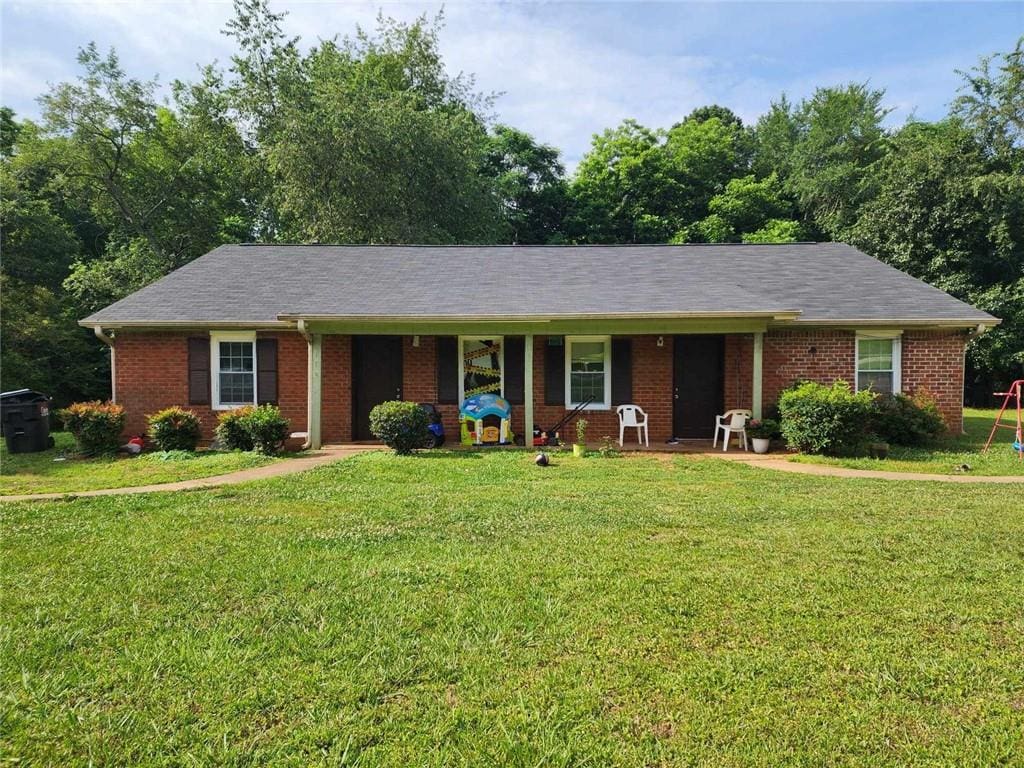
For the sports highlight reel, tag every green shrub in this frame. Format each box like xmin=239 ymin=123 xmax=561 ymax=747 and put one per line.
xmin=58 ymin=401 xmax=126 ymax=456
xmin=241 ymin=405 xmax=290 ymax=455
xmin=747 ymin=418 xmax=779 ymax=440
xmin=147 ymin=407 xmax=202 ymax=452
xmin=369 ymin=401 xmax=428 ymax=455
xmin=778 ymin=380 xmax=876 ymax=456
xmin=215 ymin=406 xmax=256 ymax=451
xmin=213 ymin=405 xmax=289 ymax=455
xmin=871 ymin=390 xmax=946 ymax=446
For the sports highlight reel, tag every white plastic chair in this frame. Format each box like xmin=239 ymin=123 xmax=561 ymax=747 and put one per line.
xmin=713 ymin=409 xmax=750 ymax=452
xmin=617 ymin=405 xmax=649 ymax=447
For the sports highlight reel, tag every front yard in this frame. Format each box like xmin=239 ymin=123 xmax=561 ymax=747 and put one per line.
xmin=0 ymin=432 xmax=277 ymax=495
xmin=790 ymin=407 xmax=1024 ymax=476
xmin=3 ymin=451 xmax=1021 ymax=765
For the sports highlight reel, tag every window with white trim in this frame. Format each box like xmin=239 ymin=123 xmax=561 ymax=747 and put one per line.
xmin=459 ymin=336 xmax=504 ymax=403
xmin=211 ymin=332 xmax=257 ymax=409
xmin=565 ymin=336 xmax=611 ymax=409
xmin=856 ymin=334 xmax=901 ymax=394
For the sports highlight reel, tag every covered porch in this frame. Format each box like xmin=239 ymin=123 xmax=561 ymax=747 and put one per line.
xmin=290 ymin=313 xmax=779 ymax=450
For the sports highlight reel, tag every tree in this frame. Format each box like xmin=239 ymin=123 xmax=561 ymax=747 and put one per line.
xmin=483 ymin=125 xmax=569 ymax=244
xmin=850 ymin=119 xmax=1024 ymax=392
xmin=742 ymin=219 xmax=805 ymax=243
xmin=570 ymin=115 xmax=748 ymax=243
xmin=39 ymin=44 xmax=168 ymax=261
xmin=0 ymin=107 xmax=20 ymax=156
xmin=688 ymin=173 xmax=795 ymax=242
xmin=681 ymin=104 xmax=744 ymax=129
xmin=568 ymin=120 xmax=671 ymax=243
xmin=751 ymin=95 xmax=798 ymax=179
xmin=249 ymin=14 xmax=501 ymax=243
xmin=786 ymin=84 xmax=890 ymax=239
xmin=662 ymin=116 xmax=749 ymax=225
xmin=953 ymin=36 xmax=1024 ymax=165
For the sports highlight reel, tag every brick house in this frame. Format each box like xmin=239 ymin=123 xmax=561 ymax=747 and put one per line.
xmin=81 ymin=243 xmax=999 ymax=447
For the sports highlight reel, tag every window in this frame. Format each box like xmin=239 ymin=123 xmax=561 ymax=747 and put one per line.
xmin=459 ymin=337 xmax=503 ymax=403
xmin=856 ymin=334 xmax=901 ymax=394
xmin=211 ymin=332 xmax=256 ymax=409
xmin=565 ymin=336 xmax=611 ymax=409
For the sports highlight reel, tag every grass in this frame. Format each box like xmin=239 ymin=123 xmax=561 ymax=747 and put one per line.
xmin=0 ymin=431 xmax=277 ymax=495
xmin=2 ymin=451 xmax=1021 ymax=766
xmin=790 ymin=407 xmax=1024 ymax=476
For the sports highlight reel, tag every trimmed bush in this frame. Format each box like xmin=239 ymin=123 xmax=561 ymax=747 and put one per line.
xmin=871 ymin=390 xmax=946 ymax=446
xmin=58 ymin=401 xmax=126 ymax=456
xmin=147 ymin=407 xmax=202 ymax=452
xmin=215 ymin=406 xmax=256 ymax=451
xmin=369 ymin=401 xmax=428 ymax=455
xmin=778 ymin=380 xmax=876 ymax=456
xmin=241 ymin=405 xmax=290 ymax=455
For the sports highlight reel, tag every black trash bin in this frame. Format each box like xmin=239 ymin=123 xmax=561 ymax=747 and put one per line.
xmin=1 ymin=389 xmax=55 ymax=453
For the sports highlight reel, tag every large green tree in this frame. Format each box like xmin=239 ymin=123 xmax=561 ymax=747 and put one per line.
xmin=483 ymin=124 xmax=569 ymax=244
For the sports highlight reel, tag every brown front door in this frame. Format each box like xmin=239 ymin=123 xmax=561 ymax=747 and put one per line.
xmin=672 ymin=335 xmax=725 ymax=439
xmin=352 ymin=336 xmax=404 ymax=440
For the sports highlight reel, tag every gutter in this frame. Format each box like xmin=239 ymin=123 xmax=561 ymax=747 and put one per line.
xmin=93 ymin=327 xmax=116 ymax=402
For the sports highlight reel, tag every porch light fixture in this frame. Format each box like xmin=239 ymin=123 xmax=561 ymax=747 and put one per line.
xmin=657 ymin=336 xmax=665 ymax=347
xmin=413 ymin=335 xmax=420 ymax=347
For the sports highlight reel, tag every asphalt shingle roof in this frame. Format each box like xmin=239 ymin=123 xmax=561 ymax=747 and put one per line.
xmin=82 ymin=242 xmax=997 ymax=326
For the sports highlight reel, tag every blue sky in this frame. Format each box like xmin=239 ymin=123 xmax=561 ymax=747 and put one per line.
xmin=2 ymin=1 xmax=1021 ymax=168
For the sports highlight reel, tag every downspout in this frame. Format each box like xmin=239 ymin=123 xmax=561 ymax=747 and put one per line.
xmin=94 ymin=326 xmax=116 ymax=403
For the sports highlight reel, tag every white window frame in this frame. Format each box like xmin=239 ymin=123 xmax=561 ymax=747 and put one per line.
xmin=855 ymin=331 xmax=902 ymax=394
xmin=565 ymin=335 xmax=612 ymax=410
xmin=211 ymin=331 xmax=258 ymax=410
xmin=458 ymin=336 xmax=504 ymax=404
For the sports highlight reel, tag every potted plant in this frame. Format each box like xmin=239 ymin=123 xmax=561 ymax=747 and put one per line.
xmin=746 ymin=418 xmax=778 ymax=454
xmin=573 ymin=418 xmax=588 ymax=457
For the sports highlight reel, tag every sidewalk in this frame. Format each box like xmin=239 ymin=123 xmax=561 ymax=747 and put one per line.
xmin=0 ymin=445 xmax=375 ymax=503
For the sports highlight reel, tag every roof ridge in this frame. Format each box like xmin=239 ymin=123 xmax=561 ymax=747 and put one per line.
xmin=232 ymin=241 xmax=830 ymax=248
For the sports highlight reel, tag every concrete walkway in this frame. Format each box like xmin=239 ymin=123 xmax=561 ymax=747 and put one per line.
xmin=717 ymin=452 xmax=1024 ymax=483
xmin=0 ymin=445 xmax=375 ymax=503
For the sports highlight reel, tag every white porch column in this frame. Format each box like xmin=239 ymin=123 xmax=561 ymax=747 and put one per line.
xmin=524 ymin=334 xmax=534 ymax=446
xmin=752 ymin=331 xmax=764 ymax=420
xmin=307 ymin=333 xmax=322 ymax=449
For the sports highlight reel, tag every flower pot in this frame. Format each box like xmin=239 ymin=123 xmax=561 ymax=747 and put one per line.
xmin=572 ymin=443 xmax=586 ymax=457
xmin=752 ymin=437 xmax=771 ymax=454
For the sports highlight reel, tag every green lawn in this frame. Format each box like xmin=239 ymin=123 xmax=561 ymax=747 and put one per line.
xmin=790 ymin=407 xmax=1024 ymax=476
xmin=0 ymin=432 xmax=276 ymax=495
xmin=2 ymin=452 xmax=1021 ymax=766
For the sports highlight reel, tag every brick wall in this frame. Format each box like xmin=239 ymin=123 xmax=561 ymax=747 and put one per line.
xmin=114 ymin=331 xmax=307 ymax=442
xmin=321 ymin=335 xmax=351 ymax=443
xmin=724 ymin=334 xmax=753 ymax=411
xmin=902 ymin=330 xmax=967 ymax=433
xmin=113 ymin=328 xmax=968 ymax=445
xmin=762 ymin=330 xmax=857 ymax=410
xmin=758 ymin=329 xmax=966 ymax=432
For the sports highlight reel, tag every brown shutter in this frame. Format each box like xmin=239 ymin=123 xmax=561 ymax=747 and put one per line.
xmin=256 ymin=338 xmax=278 ymax=405
xmin=188 ymin=337 xmax=210 ymax=405
xmin=611 ymin=338 xmax=633 ymax=405
xmin=504 ymin=336 xmax=525 ymax=404
xmin=436 ymin=336 xmax=458 ymax=404
xmin=544 ymin=336 xmax=565 ymax=405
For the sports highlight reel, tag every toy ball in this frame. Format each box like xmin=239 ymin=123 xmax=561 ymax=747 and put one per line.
xmin=535 ymin=452 xmax=549 ymax=467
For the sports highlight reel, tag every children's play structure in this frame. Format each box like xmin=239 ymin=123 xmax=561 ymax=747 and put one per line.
xmin=983 ymin=379 xmax=1023 ymax=460
xmin=460 ymin=393 xmax=514 ymax=446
